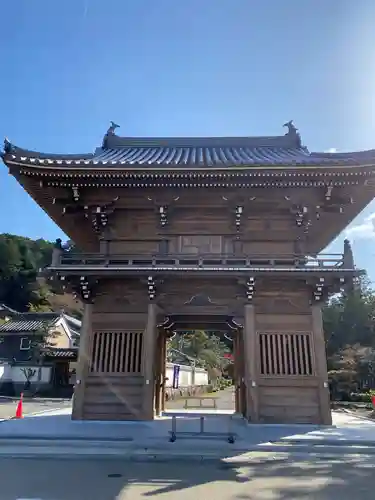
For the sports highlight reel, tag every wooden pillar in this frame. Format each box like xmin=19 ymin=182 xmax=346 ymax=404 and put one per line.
xmin=154 ymin=332 xmax=161 ymax=417
xmin=238 ymin=333 xmax=245 ymax=417
xmin=311 ymin=304 xmax=332 ymax=425
xmin=142 ymin=303 xmax=158 ymax=420
xmin=243 ymin=304 xmax=259 ymax=422
xmin=233 ymin=334 xmax=240 ymax=414
xmin=161 ymin=331 xmax=167 ymax=412
xmin=72 ymin=302 xmax=92 ymax=420
xmin=239 ymin=332 xmax=247 ymax=417
xmin=51 ymin=247 xmax=62 ymax=266
xmin=154 ymin=330 xmax=166 ymax=417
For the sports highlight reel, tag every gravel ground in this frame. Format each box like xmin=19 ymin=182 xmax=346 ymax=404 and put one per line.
xmin=166 ymin=387 xmax=235 ymax=411
xmin=332 ymin=403 xmax=375 ymax=421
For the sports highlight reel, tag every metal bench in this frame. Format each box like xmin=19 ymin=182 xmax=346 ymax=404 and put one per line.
xmin=169 ymin=415 xmax=236 ymax=444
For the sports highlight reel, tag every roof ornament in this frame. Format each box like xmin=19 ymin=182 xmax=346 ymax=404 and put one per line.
xmin=343 ymin=238 xmax=354 ymax=269
xmin=283 ymin=120 xmax=302 ymax=148
xmin=3 ymin=137 xmax=13 ymax=155
xmin=102 ymin=122 xmax=120 ymax=149
xmin=107 ymin=121 xmax=120 ymax=135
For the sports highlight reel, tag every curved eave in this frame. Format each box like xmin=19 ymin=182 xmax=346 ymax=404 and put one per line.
xmin=2 ymin=144 xmax=94 ymax=162
xmin=4 ymin=155 xmax=375 ymax=174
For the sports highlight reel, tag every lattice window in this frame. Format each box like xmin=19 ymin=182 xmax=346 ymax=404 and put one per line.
xmin=258 ymin=332 xmax=314 ymax=376
xmin=90 ymin=331 xmax=143 ymax=374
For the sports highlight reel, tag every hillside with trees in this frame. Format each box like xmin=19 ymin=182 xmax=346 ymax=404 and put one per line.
xmin=0 ymin=233 xmax=82 ymax=318
xmin=1 ymin=232 xmax=375 ymax=396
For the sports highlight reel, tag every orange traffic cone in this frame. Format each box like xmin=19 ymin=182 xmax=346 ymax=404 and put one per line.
xmin=15 ymin=392 xmax=23 ymax=419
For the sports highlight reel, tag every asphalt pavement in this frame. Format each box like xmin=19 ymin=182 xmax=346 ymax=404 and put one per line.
xmin=0 ymin=386 xmax=232 ymax=419
xmin=0 ymin=397 xmax=72 ymax=420
xmin=1 ymin=454 xmax=375 ymax=499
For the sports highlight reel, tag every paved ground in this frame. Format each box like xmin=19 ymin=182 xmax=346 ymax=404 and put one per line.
xmin=2 ymin=454 xmax=375 ymax=499
xmin=0 ymin=397 xmax=72 ymax=420
xmin=165 ymin=387 xmax=235 ymax=411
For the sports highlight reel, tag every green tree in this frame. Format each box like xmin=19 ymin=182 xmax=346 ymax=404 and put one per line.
xmin=28 ymin=323 xmax=59 ymax=395
xmin=323 ymin=274 xmax=375 ymax=398
xmin=168 ymin=330 xmax=230 ymax=371
xmin=0 ymin=233 xmax=82 ymax=317
xmin=323 ymin=274 xmax=375 ymax=360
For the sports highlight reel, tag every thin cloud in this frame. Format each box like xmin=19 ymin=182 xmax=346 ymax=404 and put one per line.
xmin=345 ymin=213 xmax=375 ymax=240
xmin=326 ymin=148 xmax=337 ymax=153
xmin=83 ymin=0 xmax=89 ymax=19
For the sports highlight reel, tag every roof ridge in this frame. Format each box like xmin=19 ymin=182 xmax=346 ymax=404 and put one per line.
xmin=104 ymin=134 xmax=299 ymax=150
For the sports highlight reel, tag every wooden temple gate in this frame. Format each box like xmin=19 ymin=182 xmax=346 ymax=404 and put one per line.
xmin=2 ymin=120 xmax=368 ymax=424
xmin=70 ymin=286 xmax=331 ymax=424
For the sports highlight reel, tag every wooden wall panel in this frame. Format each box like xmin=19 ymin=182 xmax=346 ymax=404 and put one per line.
xmin=167 ymin=208 xmax=231 ymax=235
xmin=112 ymin=209 xmax=158 ymax=239
xmin=158 ymin=277 xmax=240 ymax=310
xmin=254 ymin=292 xmax=311 ymax=315
xmin=93 ymin=279 xmax=149 ymax=317
xmin=108 ymin=240 xmax=160 ymax=255
xmin=178 ymin=235 xmax=222 ymax=254
xmin=258 ymin=385 xmax=320 ymax=424
xmin=267 ymin=218 xmax=294 ymax=231
xmin=255 ymin=314 xmax=312 ymax=331
xmin=242 ymin=241 xmax=294 ymax=255
xmin=167 ymin=236 xmax=234 ymax=254
xmin=83 ymin=375 xmax=144 ymax=420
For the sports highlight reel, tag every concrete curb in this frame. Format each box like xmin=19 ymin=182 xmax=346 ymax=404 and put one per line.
xmin=2 ymin=440 xmax=375 ymax=458
xmin=0 ymin=436 xmax=374 ymax=447
xmin=273 ymin=438 xmax=375 ymax=447
xmin=0 ymin=396 xmax=71 ymax=403
xmin=0 ymin=435 xmax=134 ymax=443
xmin=1 ymin=446 xmax=375 ymax=462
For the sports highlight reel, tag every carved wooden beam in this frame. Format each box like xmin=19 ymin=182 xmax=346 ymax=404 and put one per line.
xmin=54 ymin=274 xmax=99 ymax=303
xmin=83 ymin=197 xmax=119 ymax=234
xmin=146 ymin=195 xmax=180 ymax=228
xmin=312 ymin=277 xmax=326 ymax=302
xmin=320 ymin=186 xmax=354 ymax=214
xmin=147 ymin=275 xmax=156 ymax=300
xmin=246 ymin=276 xmax=256 ymax=302
xmin=235 ymin=205 xmax=243 ymax=235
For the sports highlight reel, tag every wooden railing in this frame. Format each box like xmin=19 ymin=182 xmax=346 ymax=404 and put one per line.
xmin=50 ymin=250 xmax=348 ymax=269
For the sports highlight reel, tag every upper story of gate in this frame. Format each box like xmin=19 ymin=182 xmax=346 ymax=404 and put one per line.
xmin=2 ymin=121 xmax=375 ymax=261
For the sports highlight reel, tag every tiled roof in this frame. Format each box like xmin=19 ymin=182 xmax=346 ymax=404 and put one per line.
xmin=43 ymin=348 xmax=78 ymax=359
xmin=0 ymin=313 xmax=59 ymax=333
xmin=91 ymin=144 xmax=375 ymax=167
xmin=4 ymin=132 xmax=375 ymax=168
xmin=0 ymin=311 xmax=81 ymax=335
xmin=62 ymin=313 xmax=81 ymax=336
xmin=0 ymin=304 xmax=19 ymax=314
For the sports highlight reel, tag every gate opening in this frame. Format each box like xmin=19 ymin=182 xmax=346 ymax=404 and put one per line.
xmin=154 ymin=315 xmax=247 ymax=419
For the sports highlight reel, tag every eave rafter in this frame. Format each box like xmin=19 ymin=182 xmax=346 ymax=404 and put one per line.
xmin=6 ymin=162 xmax=375 ymax=190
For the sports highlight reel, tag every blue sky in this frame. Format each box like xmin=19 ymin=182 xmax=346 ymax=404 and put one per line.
xmin=1 ymin=0 xmax=375 ymax=279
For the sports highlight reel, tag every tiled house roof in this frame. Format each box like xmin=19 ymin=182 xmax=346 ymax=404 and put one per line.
xmin=0 ymin=310 xmax=81 ymax=336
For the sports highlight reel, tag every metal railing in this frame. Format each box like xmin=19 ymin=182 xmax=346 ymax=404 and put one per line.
xmin=52 ymin=251 xmax=346 ymax=269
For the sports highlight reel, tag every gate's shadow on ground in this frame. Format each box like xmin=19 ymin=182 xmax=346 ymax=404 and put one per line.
xmin=6 ymin=453 xmax=375 ymax=499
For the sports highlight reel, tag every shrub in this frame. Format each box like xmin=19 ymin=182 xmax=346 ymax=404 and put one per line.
xmin=349 ymin=392 xmax=371 ymax=403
